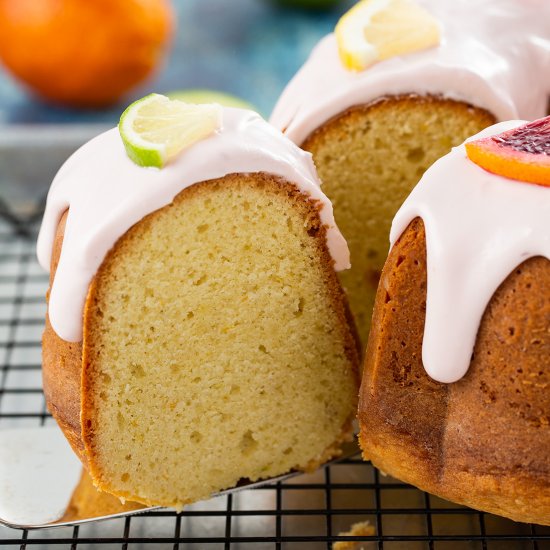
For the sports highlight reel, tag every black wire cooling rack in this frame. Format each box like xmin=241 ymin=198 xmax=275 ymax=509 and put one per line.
xmin=0 ymin=208 xmax=549 ymax=550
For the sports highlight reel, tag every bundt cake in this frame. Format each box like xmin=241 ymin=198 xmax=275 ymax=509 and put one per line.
xmin=38 ymin=103 xmax=360 ymax=508
xmin=60 ymin=470 xmax=143 ymax=523
xmin=358 ymin=118 xmax=550 ymax=525
xmin=270 ymin=0 xmax=550 ymax=343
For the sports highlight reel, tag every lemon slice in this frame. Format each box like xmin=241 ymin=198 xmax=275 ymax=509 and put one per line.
xmin=119 ymin=93 xmax=222 ymax=168
xmin=335 ymin=0 xmax=441 ymax=72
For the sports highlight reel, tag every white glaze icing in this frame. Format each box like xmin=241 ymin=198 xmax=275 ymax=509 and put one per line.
xmin=37 ymin=108 xmax=350 ymax=343
xmin=390 ymin=120 xmax=550 ymax=383
xmin=270 ymin=0 xmax=550 ymax=144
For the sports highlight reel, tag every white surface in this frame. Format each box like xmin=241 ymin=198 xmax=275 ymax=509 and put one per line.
xmin=0 ymin=427 xmax=81 ymax=526
xmin=0 ymin=423 xmax=338 ymax=529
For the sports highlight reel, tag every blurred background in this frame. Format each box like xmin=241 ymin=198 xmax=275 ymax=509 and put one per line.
xmin=3 ymin=0 xmax=547 ymax=219
xmin=0 ymin=0 xmax=354 ymax=217
xmin=0 ymin=0 xmax=355 ymax=124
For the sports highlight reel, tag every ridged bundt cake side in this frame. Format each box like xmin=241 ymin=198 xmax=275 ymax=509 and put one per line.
xmin=358 ymin=119 xmax=550 ymax=525
xmin=358 ymin=217 xmax=550 ymax=525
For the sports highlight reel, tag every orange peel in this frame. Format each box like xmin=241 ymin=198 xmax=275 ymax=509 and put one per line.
xmin=465 ymin=116 xmax=550 ymax=187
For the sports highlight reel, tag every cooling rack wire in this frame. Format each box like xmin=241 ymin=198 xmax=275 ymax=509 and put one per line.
xmin=0 ymin=209 xmax=548 ymax=550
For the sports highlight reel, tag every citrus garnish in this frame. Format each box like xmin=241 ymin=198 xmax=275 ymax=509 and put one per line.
xmin=335 ymin=0 xmax=441 ymax=72
xmin=119 ymin=93 xmax=222 ymax=168
xmin=0 ymin=0 xmax=173 ymax=108
xmin=465 ymin=117 xmax=550 ymax=187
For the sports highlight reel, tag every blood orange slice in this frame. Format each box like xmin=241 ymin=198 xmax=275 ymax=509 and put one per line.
xmin=465 ymin=116 xmax=550 ymax=187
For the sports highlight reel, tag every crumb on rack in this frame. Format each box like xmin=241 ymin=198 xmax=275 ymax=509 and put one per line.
xmin=333 ymin=520 xmax=375 ymax=550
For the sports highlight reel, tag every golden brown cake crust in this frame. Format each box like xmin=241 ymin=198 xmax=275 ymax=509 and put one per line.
xmin=59 ymin=469 xmax=143 ymax=523
xmin=42 ymin=211 xmax=87 ymax=465
xmin=302 ymin=94 xmax=496 ymax=151
xmin=42 ymin=173 xmax=360 ymax=502
xmin=358 ymin=218 xmax=550 ymax=525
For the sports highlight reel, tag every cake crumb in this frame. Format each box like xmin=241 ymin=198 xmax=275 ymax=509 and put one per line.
xmin=333 ymin=520 xmax=375 ymax=550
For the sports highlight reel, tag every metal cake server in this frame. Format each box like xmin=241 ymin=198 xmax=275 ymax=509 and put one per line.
xmin=0 ymin=427 xmax=359 ymax=530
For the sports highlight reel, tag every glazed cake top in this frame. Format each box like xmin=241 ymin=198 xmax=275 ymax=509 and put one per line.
xmin=391 ymin=120 xmax=550 ymax=383
xmin=270 ymin=0 xmax=550 ymax=144
xmin=37 ymin=107 xmax=349 ymax=342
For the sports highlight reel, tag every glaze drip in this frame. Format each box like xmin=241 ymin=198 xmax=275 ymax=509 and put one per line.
xmin=270 ymin=0 xmax=550 ymax=144
xmin=391 ymin=121 xmax=550 ymax=383
xmin=37 ymin=108 xmax=349 ymax=343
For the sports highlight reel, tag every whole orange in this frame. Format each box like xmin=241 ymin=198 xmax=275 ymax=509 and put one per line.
xmin=0 ymin=0 xmax=174 ymax=108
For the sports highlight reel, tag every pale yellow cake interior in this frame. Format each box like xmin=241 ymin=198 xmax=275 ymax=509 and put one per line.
xmin=82 ymin=173 xmax=358 ymax=507
xmin=303 ymin=96 xmax=495 ymax=344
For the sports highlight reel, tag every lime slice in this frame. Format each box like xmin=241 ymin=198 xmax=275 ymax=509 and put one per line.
xmin=166 ymin=89 xmax=257 ymax=111
xmin=335 ymin=0 xmax=441 ymax=72
xmin=118 ymin=93 xmax=222 ymax=168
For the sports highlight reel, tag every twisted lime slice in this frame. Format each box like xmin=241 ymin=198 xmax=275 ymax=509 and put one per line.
xmin=119 ymin=93 xmax=222 ymax=168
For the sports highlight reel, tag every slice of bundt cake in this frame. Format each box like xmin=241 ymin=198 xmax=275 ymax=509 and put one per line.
xmin=39 ymin=101 xmax=360 ymax=508
xmin=270 ymin=0 xmax=550 ymax=343
xmin=358 ymin=119 xmax=550 ymax=525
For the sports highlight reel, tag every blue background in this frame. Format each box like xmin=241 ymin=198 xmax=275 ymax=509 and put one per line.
xmin=0 ymin=0 xmax=354 ymax=124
